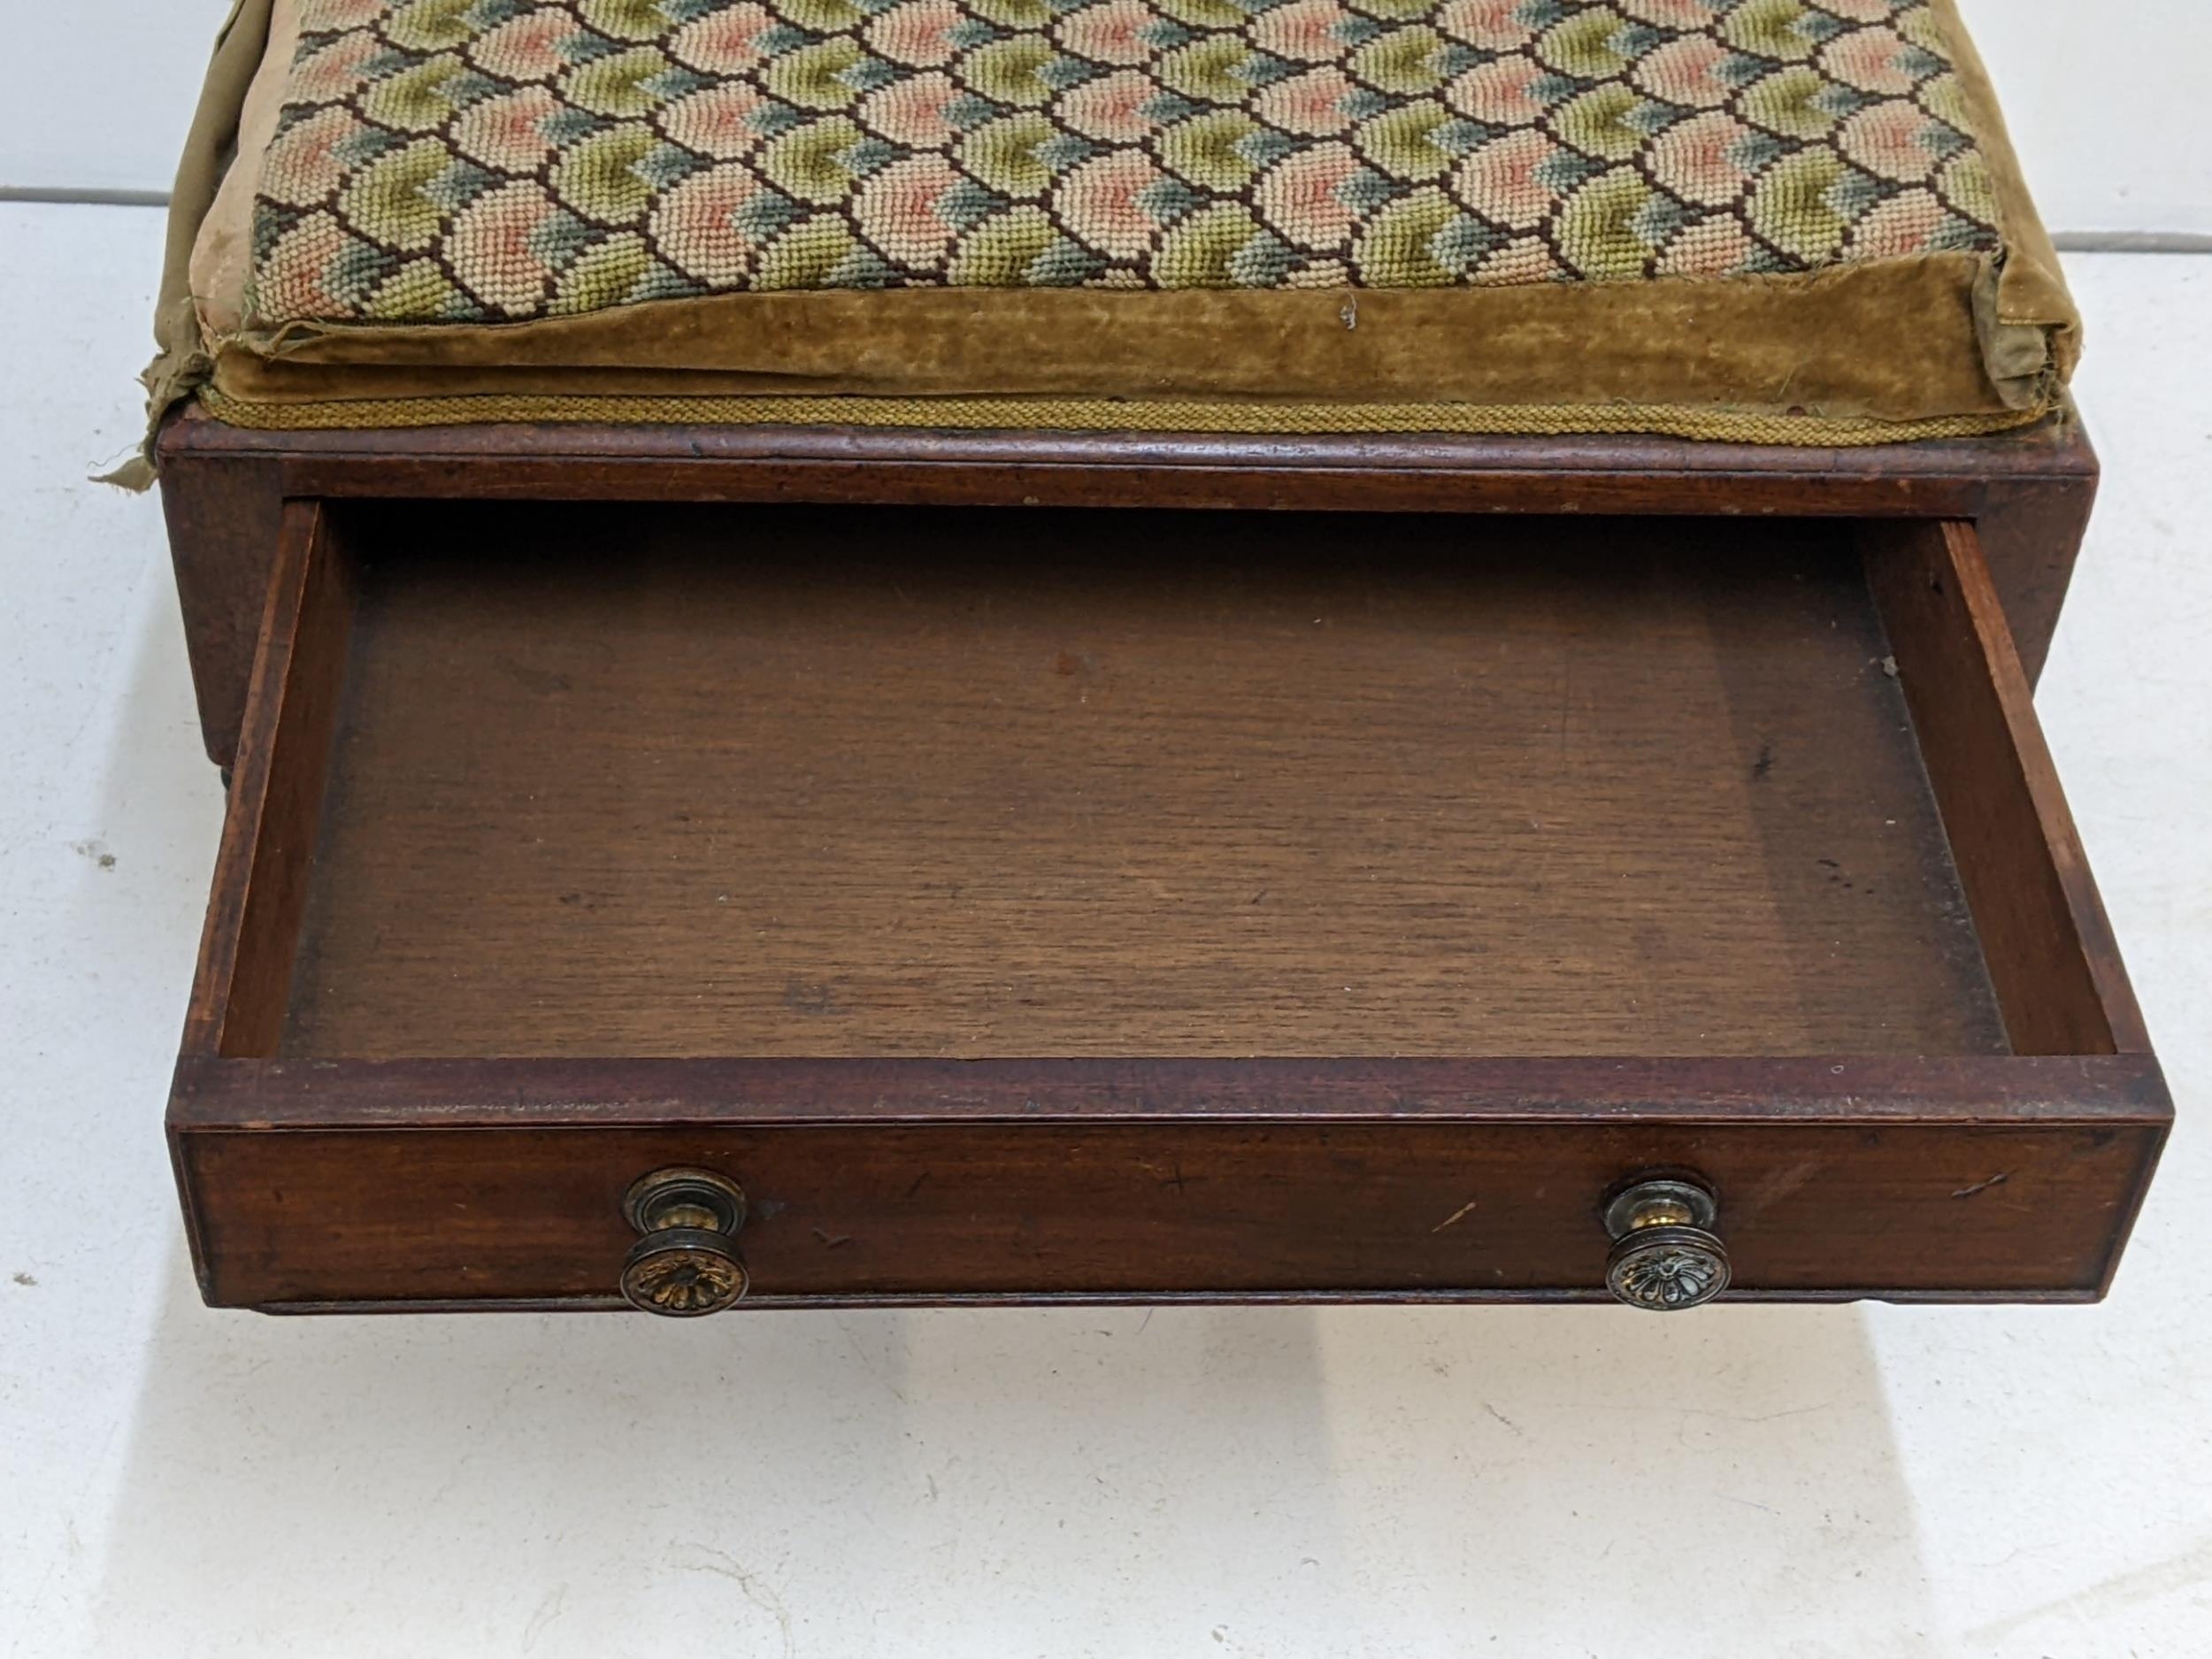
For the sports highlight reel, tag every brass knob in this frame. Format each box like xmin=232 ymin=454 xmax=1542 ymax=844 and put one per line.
xmin=620 ymin=1168 xmax=749 ymax=1316
xmin=1603 ymin=1177 xmax=1730 ymax=1311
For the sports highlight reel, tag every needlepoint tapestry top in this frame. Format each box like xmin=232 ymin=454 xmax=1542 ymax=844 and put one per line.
xmin=248 ymin=0 xmax=2007 ymax=324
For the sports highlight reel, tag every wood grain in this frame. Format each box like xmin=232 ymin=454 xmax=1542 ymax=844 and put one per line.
xmin=174 ymin=1110 xmax=2165 ymax=1308
xmin=165 ymin=1052 xmax=2168 ymax=1306
xmin=152 ymin=407 xmax=2101 ymax=765
xmin=180 ymin=501 xmax=353 ymax=1057
xmin=159 ymin=449 xmax=290 ymax=770
xmin=274 ymin=504 xmax=2004 ymax=1060
xmin=1870 ymin=520 xmax=2151 ymax=1056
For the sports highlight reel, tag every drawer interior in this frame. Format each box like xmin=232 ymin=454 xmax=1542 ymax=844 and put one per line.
xmin=172 ymin=497 xmax=2168 ymax=1310
xmin=199 ymin=502 xmax=2123 ymax=1064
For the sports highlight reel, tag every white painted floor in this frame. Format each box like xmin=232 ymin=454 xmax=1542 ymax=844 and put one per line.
xmin=0 ymin=202 xmax=2206 ymax=1658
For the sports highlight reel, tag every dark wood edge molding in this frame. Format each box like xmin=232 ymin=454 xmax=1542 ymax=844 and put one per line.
xmin=157 ymin=403 xmax=2100 ymax=480
xmin=170 ymin=1052 xmax=2173 ymax=1132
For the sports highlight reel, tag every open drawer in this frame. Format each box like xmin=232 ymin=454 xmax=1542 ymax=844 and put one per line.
xmin=169 ymin=501 xmax=2168 ymax=1313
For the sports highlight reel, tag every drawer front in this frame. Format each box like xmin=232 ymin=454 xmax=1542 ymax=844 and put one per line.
xmin=175 ymin=1116 xmax=2162 ymax=1310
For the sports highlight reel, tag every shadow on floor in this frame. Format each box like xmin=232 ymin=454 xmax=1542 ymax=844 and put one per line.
xmin=88 ymin=1251 xmax=1939 ymax=1658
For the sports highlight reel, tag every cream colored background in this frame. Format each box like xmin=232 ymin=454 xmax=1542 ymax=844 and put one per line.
xmin=2 ymin=0 xmax=2208 ymax=238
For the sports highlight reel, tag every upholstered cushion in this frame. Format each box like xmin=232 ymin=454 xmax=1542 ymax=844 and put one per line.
xmin=148 ymin=0 xmax=2078 ymax=445
xmin=250 ymin=0 xmax=2012 ymax=314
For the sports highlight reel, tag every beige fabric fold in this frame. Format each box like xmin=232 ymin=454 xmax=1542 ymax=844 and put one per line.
xmin=1930 ymin=0 xmax=2081 ymax=384
xmin=188 ymin=0 xmax=296 ymax=343
xmin=110 ymin=0 xmax=276 ymax=488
